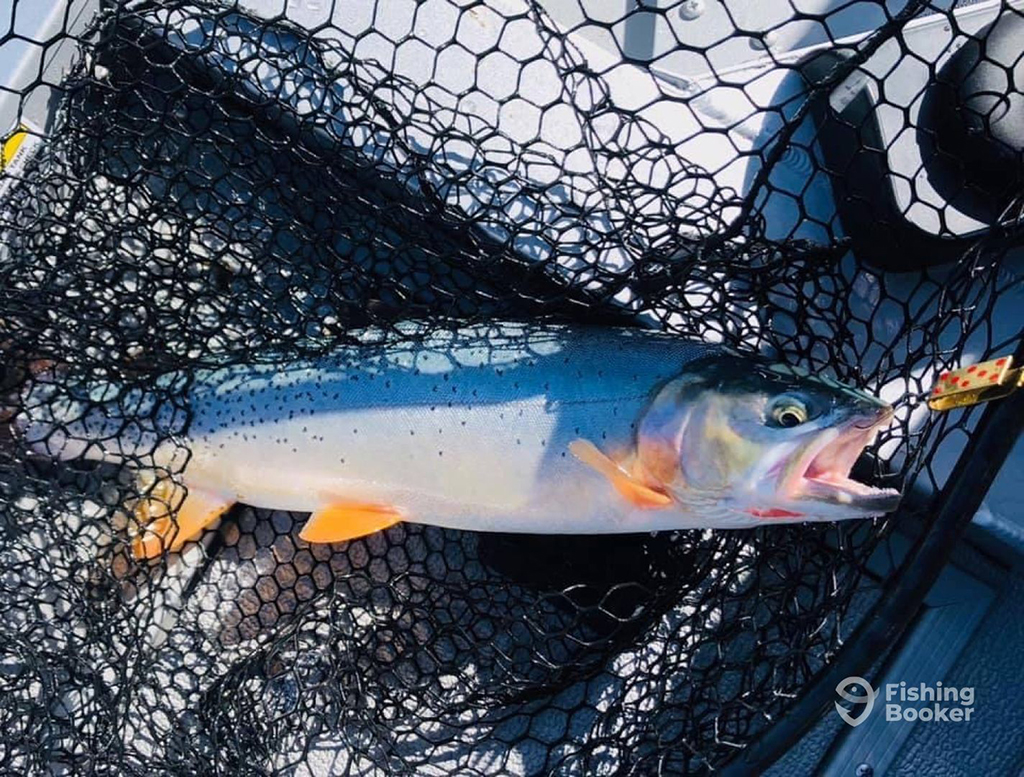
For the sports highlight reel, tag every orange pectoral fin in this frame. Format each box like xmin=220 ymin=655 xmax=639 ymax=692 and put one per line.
xmin=299 ymin=502 xmax=404 ymax=544
xmin=132 ymin=483 xmax=235 ymax=560
xmin=568 ymin=438 xmax=672 ymax=510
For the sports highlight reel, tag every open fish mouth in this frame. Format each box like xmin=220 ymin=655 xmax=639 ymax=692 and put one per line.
xmin=789 ymin=409 xmax=900 ymax=511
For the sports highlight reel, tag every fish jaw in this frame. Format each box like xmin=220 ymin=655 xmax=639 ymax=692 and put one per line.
xmin=769 ymin=406 xmax=900 ymax=518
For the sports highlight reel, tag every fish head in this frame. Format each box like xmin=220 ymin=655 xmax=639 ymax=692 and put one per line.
xmin=637 ymin=352 xmax=900 ymax=522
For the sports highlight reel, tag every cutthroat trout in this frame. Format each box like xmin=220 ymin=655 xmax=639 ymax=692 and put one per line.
xmin=14 ymin=324 xmax=900 ymax=558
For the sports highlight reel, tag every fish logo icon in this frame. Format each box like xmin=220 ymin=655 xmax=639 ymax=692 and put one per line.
xmin=835 ymin=676 xmax=877 ymax=727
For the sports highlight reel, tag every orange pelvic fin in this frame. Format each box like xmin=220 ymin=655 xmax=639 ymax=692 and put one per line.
xmin=132 ymin=479 xmax=234 ymax=559
xmin=299 ymin=501 xmax=404 ymax=544
xmin=568 ymin=438 xmax=672 ymax=509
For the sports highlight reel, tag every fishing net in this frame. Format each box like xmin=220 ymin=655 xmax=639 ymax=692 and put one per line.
xmin=0 ymin=0 xmax=1021 ymax=773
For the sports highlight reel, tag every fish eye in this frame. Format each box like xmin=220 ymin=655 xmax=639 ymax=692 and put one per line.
xmin=767 ymin=396 xmax=810 ymax=428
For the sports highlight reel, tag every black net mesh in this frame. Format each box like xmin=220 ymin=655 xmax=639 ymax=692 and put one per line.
xmin=0 ymin=0 xmax=1021 ymax=774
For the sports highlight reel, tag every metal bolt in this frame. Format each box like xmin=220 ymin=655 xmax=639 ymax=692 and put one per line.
xmin=855 ymin=765 xmax=873 ymax=777
xmin=678 ymin=0 xmax=705 ymax=21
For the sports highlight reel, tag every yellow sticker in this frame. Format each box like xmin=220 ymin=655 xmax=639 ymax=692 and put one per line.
xmin=1 ymin=126 xmax=27 ymax=171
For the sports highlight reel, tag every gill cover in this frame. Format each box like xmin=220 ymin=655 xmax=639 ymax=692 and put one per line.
xmin=633 ymin=351 xmax=895 ymax=515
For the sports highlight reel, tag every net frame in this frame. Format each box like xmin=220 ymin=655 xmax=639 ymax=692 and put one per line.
xmin=0 ymin=0 xmax=1020 ymax=774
